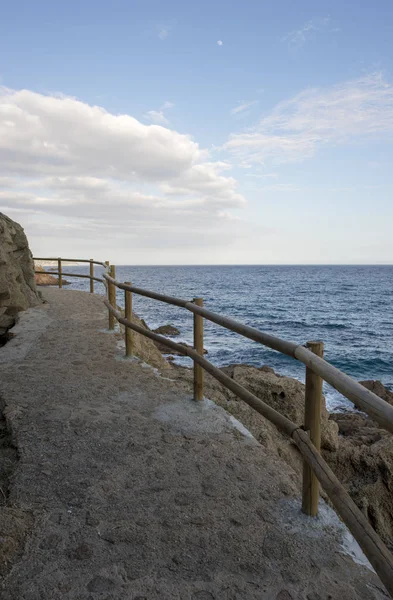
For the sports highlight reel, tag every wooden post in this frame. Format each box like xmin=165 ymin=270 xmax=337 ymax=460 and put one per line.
xmin=124 ymin=282 xmax=134 ymax=356
xmin=193 ymin=298 xmax=204 ymax=401
xmin=89 ymin=259 xmax=94 ymax=293
xmin=302 ymin=340 xmax=324 ymax=516
xmin=108 ymin=264 xmax=116 ymax=331
xmin=57 ymin=258 xmax=62 ymax=289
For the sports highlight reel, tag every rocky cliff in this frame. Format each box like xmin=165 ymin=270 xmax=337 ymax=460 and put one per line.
xmin=0 ymin=213 xmax=41 ymax=319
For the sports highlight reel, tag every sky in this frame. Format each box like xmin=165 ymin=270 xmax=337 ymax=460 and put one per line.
xmin=0 ymin=0 xmax=393 ymax=264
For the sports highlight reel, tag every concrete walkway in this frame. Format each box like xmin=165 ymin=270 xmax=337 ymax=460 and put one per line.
xmin=0 ymin=289 xmax=388 ymax=599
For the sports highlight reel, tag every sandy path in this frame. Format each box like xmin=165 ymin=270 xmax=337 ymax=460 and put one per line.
xmin=0 ymin=288 xmax=388 ymax=599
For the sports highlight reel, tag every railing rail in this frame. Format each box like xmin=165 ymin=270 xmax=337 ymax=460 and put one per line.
xmin=39 ymin=271 xmax=105 ymax=284
xmin=104 ymin=274 xmax=393 ymax=435
xmin=34 ymin=257 xmax=108 ymax=292
xmin=33 ymin=257 xmax=393 ymax=596
xmin=34 ymin=257 xmax=107 ymax=267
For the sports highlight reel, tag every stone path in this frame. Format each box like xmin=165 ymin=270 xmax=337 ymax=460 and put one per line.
xmin=0 ymin=289 xmax=389 ymax=599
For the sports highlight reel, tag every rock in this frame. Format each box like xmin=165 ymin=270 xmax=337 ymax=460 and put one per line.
xmin=327 ymin=381 xmax=393 ymax=549
xmin=359 ymin=380 xmax=393 ymax=406
xmin=118 ymin=310 xmax=171 ymax=370
xmin=219 ymin=364 xmax=338 ymax=452
xmin=34 ymin=265 xmax=70 ymax=286
xmin=140 ymin=318 xmax=150 ymax=330
xmin=0 ymin=213 xmax=41 ymax=315
xmin=329 ymin=412 xmax=381 ymax=444
xmin=153 ymin=324 xmax=181 ymax=336
xmin=0 ymin=314 xmax=16 ymax=346
xmin=155 ymin=340 xmax=208 ymax=356
xmin=0 ymin=314 xmax=15 ymax=335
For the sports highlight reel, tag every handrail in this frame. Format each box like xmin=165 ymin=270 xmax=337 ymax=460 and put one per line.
xmin=34 ymin=257 xmax=107 ymax=267
xmin=34 ymin=257 xmax=109 ymax=293
xmin=104 ymin=299 xmax=393 ymax=595
xmin=103 ymin=273 xmax=393 ymax=435
xmin=36 ymin=271 xmax=104 ymax=284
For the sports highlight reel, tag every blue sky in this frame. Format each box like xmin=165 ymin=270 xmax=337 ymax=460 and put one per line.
xmin=1 ymin=0 xmax=392 ymax=263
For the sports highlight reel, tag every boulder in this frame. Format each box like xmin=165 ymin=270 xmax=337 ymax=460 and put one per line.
xmin=153 ymin=324 xmax=181 ymax=336
xmin=0 ymin=213 xmax=41 ymax=315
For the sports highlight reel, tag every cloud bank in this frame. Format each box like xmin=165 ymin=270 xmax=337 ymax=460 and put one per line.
xmin=0 ymin=88 xmax=245 ymax=259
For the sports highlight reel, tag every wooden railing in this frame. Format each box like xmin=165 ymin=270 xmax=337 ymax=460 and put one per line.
xmin=34 ymin=258 xmax=393 ymax=595
xmin=34 ymin=257 xmax=107 ymax=292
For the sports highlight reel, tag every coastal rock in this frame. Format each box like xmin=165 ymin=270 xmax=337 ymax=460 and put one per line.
xmin=153 ymin=324 xmax=181 ymax=336
xmin=219 ymin=364 xmax=339 ymax=452
xmin=327 ymin=381 xmax=393 ymax=549
xmin=34 ymin=265 xmax=70 ymax=286
xmin=155 ymin=340 xmax=208 ymax=356
xmin=118 ymin=311 xmax=171 ymax=370
xmin=0 ymin=213 xmax=41 ymax=315
xmin=359 ymin=380 xmax=393 ymax=406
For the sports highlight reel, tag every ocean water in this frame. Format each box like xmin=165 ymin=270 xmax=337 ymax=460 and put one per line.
xmin=61 ymin=264 xmax=393 ymax=412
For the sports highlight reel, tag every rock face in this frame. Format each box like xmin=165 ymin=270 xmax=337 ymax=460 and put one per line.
xmin=327 ymin=380 xmax=393 ymax=550
xmin=0 ymin=213 xmax=41 ymax=316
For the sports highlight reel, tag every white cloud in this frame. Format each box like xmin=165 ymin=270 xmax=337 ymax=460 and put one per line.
xmin=231 ymin=100 xmax=258 ymax=115
xmin=145 ymin=101 xmax=175 ymax=125
xmin=0 ymin=87 xmax=201 ymax=180
xmin=282 ymin=17 xmax=332 ymax=49
xmin=226 ymin=72 xmax=393 ymax=167
xmin=217 ymin=40 xmax=223 ymax=46
xmin=158 ymin=26 xmax=170 ymax=40
xmin=145 ymin=110 xmax=169 ymax=125
xmin=160 ymin=162 xmax=245 ymax=208
xmin=0 ymin=87 xmax=246 ymax=259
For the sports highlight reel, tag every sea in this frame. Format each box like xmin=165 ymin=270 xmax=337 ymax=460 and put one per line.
xmin=61 ymin=264 xmax=393 ymax=412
